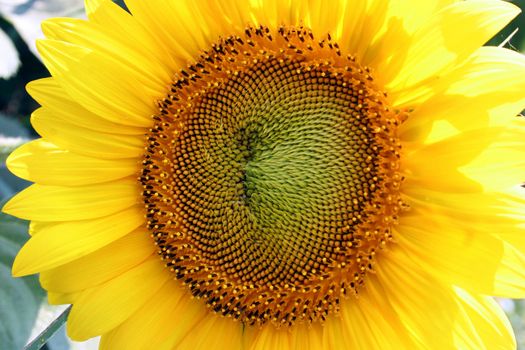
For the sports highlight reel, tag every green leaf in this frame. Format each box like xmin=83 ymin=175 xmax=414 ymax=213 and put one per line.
xmin=0 ymin=207 xmax=45 ymax=349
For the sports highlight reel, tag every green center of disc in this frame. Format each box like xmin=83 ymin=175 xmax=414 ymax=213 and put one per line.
xmin=171 ymin=58 xmax=379 ymax=286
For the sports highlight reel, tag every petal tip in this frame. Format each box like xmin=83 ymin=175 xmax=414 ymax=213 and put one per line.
xmin=12 ymin=255 xmax=32 ymax=278
xmin=1 ymin=187 xmax=34 ymax=220
xmin=1 ymin=196 xmax=16 ymax=216
xmin=5 ymin=149 xmax=28 ymax=179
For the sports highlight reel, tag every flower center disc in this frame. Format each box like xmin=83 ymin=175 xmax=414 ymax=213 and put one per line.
xmin=141 ymin=26 xmax=405 ymax=326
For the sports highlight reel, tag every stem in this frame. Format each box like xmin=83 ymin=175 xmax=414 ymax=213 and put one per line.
xmin=24 ymin=306 xmax=72 ymax=350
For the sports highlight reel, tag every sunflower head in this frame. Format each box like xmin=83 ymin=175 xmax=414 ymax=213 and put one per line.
xmin=3 ymin=0 xmax=525 ymax=349
xmin=140 ymin=24 xmax=407 ymax=326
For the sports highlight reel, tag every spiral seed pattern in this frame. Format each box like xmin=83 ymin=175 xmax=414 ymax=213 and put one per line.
xmin=141 ymin=25 xmax=406 ymax=326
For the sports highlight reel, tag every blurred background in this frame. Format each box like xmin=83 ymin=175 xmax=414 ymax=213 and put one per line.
xmin=1 ymin=0 xmax=525 ymax=349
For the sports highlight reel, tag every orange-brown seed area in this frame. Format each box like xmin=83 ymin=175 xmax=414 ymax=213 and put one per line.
xmin=140 ymin=25 xmax=406 ymax=327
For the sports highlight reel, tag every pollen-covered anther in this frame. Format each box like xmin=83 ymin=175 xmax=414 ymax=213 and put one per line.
xmin=140 ymin=25 xmax=406 ymax=327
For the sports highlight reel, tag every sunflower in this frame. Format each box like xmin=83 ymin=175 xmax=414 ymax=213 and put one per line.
xmin=4 ymin=0 xmax=525 ymax=348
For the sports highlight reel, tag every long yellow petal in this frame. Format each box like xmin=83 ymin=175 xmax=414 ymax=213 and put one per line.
xmin=67 ymin=257 xmax=169 ymax=341
xmin=323 ymin=275 xmax=416 ymax=350
xmin=463 ymin=121 xmax=525 ymax=192
xmin=84 ymin=0 xmax=178 ymax=71
xmin=84 ymin=0 xmax=103 ymax=17
xmin=36 ymin=39 xmax=159 ymax=128
xmin=385 ymin=0 xmax=519 ymax=94
xmin=403 ymin=128 xmax=504 ymax=193
xmin=48 ymin=292 xmax=78 ymax=305
xmin=395 ymin=216 xmax=504 ymax=296
xmin=399 ymin=47 xmax=525 ymax=137
xmin=493 ymin=242 xmax=525 ymax=298
xmin=250 ymin=322 xmax=324 ymax=350
xmin=396 ymin=202 xmax=525 ymax=298
xmin=6 ymin=139 xmax=138 ymax=186
xmin=385 ymin=0 xmax=454 ymax=34
xmin=125 ymin=0 xmax=235 ymax=67
xmin=249 ymin=326 xmax=292 ymax=350
xmin=453 ymin=289 xmax=515 ymax=349
xmin=42 ymin=17 xmax=171 ymax=87
xmin=13 ymin=206 xmax=144 ymax=276
xmin=99 ymin=280 xmax=207 ymax=350
xmin=31 ymin=108 xmax=145 ymax=160
xmin=175 ymin=315 xmax=244 ymax=349
xmin=375 ymin=248 xmax=465 ymax=349
xmin=26 ymin=78 xmax=144 ymax=135
xmin=3 ymin=180 xmax=140 ymax=221
xmin=40 ymin=228 xmax=154 ymax=293
xmin=247 ymin=0 xmax=307 ymax=29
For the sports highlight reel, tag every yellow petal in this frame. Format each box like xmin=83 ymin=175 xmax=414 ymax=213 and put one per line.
xmin=3 ymin=180 xmax=140 ymax=221
xmin=403 ymin=128 xmax=504 ymax=193
xmin=399 ymin=47 xmax=525 ymax=139
xmin=290 ymin=323 xmax=324 ymax=350
xmin=84 ymin=0 xmax=103 ymax=17
xmin=354 ymin=0 xmax=390 ymax=62
xmin=176 ymin=315 xmax=244 ymax=349
xmin=404 ymin=186 xmax=525 ymax=240
xmin=26 ymin=78 xmax=144 ymax=135
xmin=247 ymin=0 xmax=307 ymax=29
xmin=493 ymin=242 xmax=525 ymax=298
xmin=6 ymin=139 xmax=138 ymax=186
xmin=395 ymin=215 xmax=504 ymax=296
xmin=31 ymin=108 xmax=145 ymax=160
xmin=323 ymin=275 xmax=416 ymax=350
xmin=386 ymin=0 xmax=520 ymax=95
xmin=368 ymin=0 xmax=456 ymax=79
xmin=250 ymin=322 xmax=323 ymax=350
xmin=36 ymin=39 xmax=159 ymax=128
xmin=453 ymin=289 xmax=515 ymax=349
xmin=13 ymin=206 xmax=144 ymax=276
xmin=396 ymin=198 xmax=525 ymax=298
xmin=40 ymin=228 xmax=154 ymax=293
xmin=463 ymin=120 xmax=525 ymax=192
xmin=125 ymin=0 xmax=232 ymax=67
xmin=48 ymin=292 xmax=78 ymax=305
xmin=376 ymin=255 xmax=516 ymax=349
xmin=84 ymin=0 xmax=174 ymax=72
xmin=333 ymin=0 xmax=368 ymax=54
xmin=302 ymin=0 xmax=345 ymax=41
xmin=386 ymin=0 xmax=454 ymax=34
xmin=42 ymin=17 xmax=171 ymax=87
xmin=67 ymin=257 xmax=169 ymax=340
xmin=99 ymin=280 xmax=205 ymax=350
xmin=375 ymin=249 xmax=465 ymax=348
xmin=249 ymin=326 xmax=292 ymax=350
